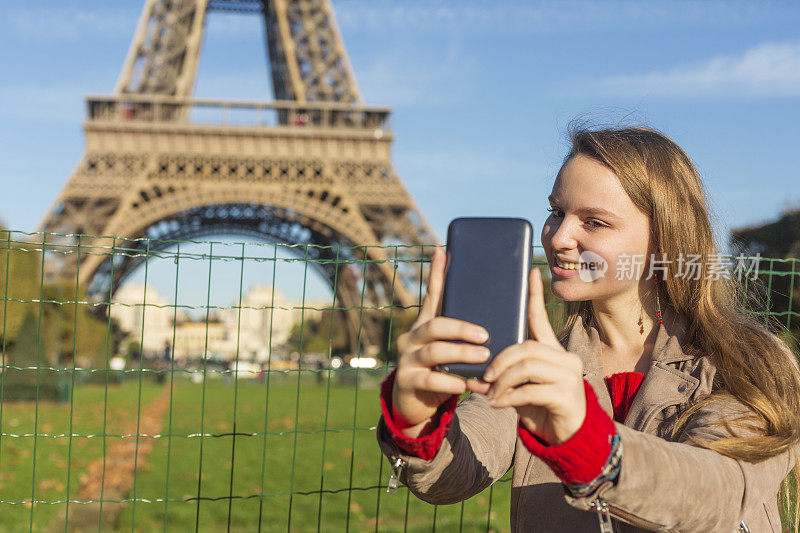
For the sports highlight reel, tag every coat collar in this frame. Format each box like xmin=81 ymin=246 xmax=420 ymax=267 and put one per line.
xmin=563 ymin=315 xmax=701 ymax=429
xmin=564 ymin=314 xmax=695 ymax=371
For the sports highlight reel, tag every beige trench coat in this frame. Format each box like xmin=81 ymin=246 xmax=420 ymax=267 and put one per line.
xmin=376 ymin=316 xmax=798 ymax=532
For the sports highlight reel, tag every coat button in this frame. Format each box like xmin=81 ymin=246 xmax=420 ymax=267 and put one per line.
xmin=677 ymin=383 xmax=687 ymax=392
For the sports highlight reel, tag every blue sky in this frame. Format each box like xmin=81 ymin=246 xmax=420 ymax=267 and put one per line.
xmin=2 ymin=0 xmax=800 ymax=304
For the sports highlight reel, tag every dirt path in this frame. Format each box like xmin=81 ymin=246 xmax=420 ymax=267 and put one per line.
xmin=48 ymin=385 xmax=171 ymax=532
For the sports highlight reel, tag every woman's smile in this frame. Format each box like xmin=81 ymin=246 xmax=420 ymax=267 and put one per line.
xmin=552 ymin=259 xmax=580 ymax=278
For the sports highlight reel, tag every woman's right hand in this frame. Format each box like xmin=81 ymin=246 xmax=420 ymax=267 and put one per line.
xmin=391 ymin=246 xmax=491 ymax=437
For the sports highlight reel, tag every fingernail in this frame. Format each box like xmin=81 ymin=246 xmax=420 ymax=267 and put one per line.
xmin=475 ymin=329 xmax=489 ymax=343
xmin=475 ymin=347 xmax=491 ymax=360
xmin=483 ymin=369 xmax=494 ymax=381
xmin=488 ymin=398 xmax=497 ymax=406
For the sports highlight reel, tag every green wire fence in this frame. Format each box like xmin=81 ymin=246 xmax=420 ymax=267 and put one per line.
xmin=0 ymin=229 xmax=796 ymax=532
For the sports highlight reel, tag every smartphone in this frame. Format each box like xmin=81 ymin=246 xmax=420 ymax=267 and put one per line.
xmin=435 ymin=217 xmax=532 ymax=380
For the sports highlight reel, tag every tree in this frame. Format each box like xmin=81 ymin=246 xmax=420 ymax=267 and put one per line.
xmin=0 ymin=229 xmax=114 ymax=368
xmin=40 ymin=281 xmax=110 ymax=368
xmin=731 ymin=209 xmax=800 ymax=343
xmin=731 ymin=208 xmax=800 ymax=258
xmin=535 ymin=256 xmax=566 ymax=333
xmin=0 ymin=228 xmax=41 ymax=348
xmin=4 ymin=309 xmax=71 ymax=402
xmin=285 ymin=309 xmax=348 ymax=355
xmin=126 ymin=340 xmax=142 ymax=360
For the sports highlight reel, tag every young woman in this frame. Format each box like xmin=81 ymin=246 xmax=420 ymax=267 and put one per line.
xmin=376 ymin=126 xmax=800 ymax=532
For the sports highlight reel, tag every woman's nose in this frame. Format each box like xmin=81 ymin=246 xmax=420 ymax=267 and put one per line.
xmin=548 ymin=219 xmax=578 ymax=250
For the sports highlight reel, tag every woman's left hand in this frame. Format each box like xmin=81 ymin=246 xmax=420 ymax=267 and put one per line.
xmin=466 ymin=268 xmax=586 ymax=445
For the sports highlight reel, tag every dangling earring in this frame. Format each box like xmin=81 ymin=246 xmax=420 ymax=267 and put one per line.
xmin=654 ymin=276 xmax=663 ymax=325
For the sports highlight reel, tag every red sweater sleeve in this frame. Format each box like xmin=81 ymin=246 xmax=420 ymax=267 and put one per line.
xmin=379 ymin=369 xmax=458 ymax=461
xmin=517 ymin=379 xmax=617 ymax=485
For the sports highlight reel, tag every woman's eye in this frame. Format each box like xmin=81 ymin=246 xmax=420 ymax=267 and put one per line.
xmin=547 ymin=208 xmax=606 ymax=229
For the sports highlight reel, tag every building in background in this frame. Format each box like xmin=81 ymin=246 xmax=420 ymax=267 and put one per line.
xmin=111 ymin=283 xmax=327 ymax=363
xmin=111 ymin=283 xmax=178 ymax=356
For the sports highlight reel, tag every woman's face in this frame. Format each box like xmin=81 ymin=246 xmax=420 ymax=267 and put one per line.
xmin=541 ymin=154 xmax=654 ymax=302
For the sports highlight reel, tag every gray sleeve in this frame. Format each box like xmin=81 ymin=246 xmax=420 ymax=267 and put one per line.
xmin=376 ymin=392 xmax=518 ymax=505
xmin=563 ymin=397 xmax=798 ymax=532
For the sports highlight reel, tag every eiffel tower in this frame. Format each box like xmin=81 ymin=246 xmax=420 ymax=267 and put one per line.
xmin=38 ymin=0 xmax=437 ymax=350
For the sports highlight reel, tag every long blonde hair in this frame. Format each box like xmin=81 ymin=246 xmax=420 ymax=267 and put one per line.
xmin=555 ymin=124 xmax=800 ymax=530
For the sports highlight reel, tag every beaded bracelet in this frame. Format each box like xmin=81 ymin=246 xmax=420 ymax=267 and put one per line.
xmin=562 ymin=432 xmax=622 ymax=499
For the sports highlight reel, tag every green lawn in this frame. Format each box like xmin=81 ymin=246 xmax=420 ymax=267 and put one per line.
xmin=0 ymin=369 xmax=512 ymax=532
xmin=1 ymin=368 xmax=798 ymax=531
xmin=0 ymin=377 xmax=163 ymax=532
xmin=116 ymin=370 xmax=512 ymax=532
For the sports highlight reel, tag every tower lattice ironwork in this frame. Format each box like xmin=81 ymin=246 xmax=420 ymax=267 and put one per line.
xmin=39 ymin=0 xmax=437 ymax=350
